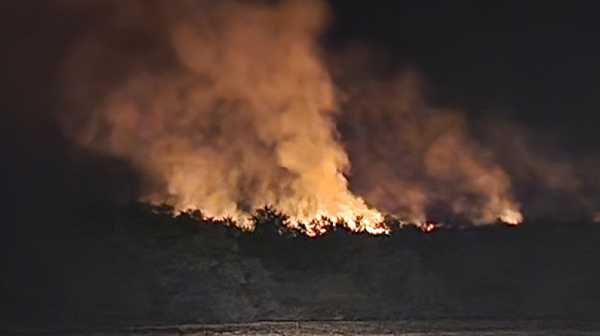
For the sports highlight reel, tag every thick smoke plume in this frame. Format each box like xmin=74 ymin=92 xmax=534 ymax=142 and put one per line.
xmin=61 ymin=0 xmax=597 ymax=232
xmin=60 ymin=0 xmax=384 ymax=233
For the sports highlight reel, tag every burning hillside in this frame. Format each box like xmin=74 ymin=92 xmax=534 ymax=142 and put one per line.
xmin=56 ymin=0 xmax=540 ymax=234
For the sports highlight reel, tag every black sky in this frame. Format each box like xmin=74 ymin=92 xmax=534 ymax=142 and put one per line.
xmin=327 ymin=0 xmax=600 ymax=151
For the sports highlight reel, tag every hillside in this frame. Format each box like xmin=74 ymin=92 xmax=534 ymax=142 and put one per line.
xmin=2 ymin=203 xmax=600 ymax=333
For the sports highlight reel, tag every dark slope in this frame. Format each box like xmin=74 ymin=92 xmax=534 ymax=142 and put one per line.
xmin=2 ymin=203 xmax=600 ymax=332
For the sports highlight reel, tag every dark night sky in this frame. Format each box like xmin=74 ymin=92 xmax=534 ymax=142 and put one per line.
xmin=326 ymin=0 xmax=600 ymax=151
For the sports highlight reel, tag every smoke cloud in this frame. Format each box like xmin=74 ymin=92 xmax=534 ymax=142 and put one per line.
xmin=60 ymin=0 xmax=384 ymax=233
xmin=330 ymin=53 xmax=521 ymax=225
xmin=57 ymin=0 xmax=597 ymax=232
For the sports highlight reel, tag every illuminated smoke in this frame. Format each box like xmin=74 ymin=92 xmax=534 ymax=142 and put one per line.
xmin=59 ymin=0 xmax=384 ymax=233
xmin=59 ymin=0 xmax=524 ymax=234
xmin=331 ymin=57 xmax=522 ymax=226
xmin=479 ymin=119 xmax=599 ymax=221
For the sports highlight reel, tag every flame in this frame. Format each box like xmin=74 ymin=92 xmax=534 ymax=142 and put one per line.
xmin=418 ymin=222 xmax=437 ymax=233
xmin=499 ymin=209 xmax=523 ymax=226
xmin=58 ymin=0 xmax=524 ymax=236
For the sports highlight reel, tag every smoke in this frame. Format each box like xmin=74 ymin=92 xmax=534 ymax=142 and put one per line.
xmin=58 ymin=0 xmax=598 ymax=232
xmin=477 ymin=119 xmax=600 ymax=221
xmin=329 ymin=51 xmax=521 ymax=225
xmin=59 ymin=0 xmax=383 ymax=232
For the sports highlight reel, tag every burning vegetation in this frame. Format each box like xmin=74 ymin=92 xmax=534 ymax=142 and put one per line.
xmin=55 ymin=0 xmax=600 ymax=234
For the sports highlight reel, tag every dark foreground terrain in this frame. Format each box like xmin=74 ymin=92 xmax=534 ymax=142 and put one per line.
xmin=14 ymin=321 xmax=600 ymax=336
xmin=2 ymin=204 xmax=600 ymax=334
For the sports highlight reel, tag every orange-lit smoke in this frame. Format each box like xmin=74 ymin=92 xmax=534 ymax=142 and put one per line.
xmin=332 ymin=63 xmax=522 ymax=226
xmin=60 ymin=0 xmax=384 ymax=233
xmin=59 ymin=0 xmax=522 ymax=234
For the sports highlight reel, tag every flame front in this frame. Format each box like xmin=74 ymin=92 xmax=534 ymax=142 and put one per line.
xmin=59 ymin=0 xmax=522 ymax=236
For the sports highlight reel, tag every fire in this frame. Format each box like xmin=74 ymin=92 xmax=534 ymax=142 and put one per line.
xmin=499 ymin=209 xmax=523 ymax=226
xmin=415 ymin=222 xmax=437 ymax=233
xmin=59 ymin=0 xmax=525 ymax=236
